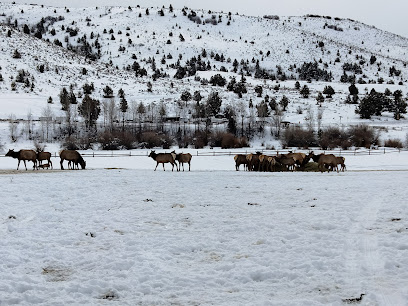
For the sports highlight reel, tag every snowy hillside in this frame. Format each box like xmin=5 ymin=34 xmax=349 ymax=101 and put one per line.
xmin=0 ymin=3 xmax=407 ymax=147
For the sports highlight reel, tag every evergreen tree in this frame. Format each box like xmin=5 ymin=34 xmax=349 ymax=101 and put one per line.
xmin=206 ymin=92 xmax=222 ymax=116
xmin=316 ymin=92 xmax=325 ymax=104
xmin=180 ymin=90 xmax=192 ymax=103
xmin=323 ymin=85 xmax=335 ymax=98
xmin=279 ymin=95 xmax=289 ymax=111
xmin=118 ymin=88 xmax=128 ymax=129
xmin=103 ymin=85 xmax=113 ymax=98
xmin=300 ymin=85 xmax=310 ymax=98
xmin=390 ymin=90 xmax=407 ymax=120
xmin=59 ymin=87 xmax=70 ymax=111
xmin=348 ymin=83 xmax=359 ymax=96
xmin=79 ymin=94 xmax=101 ymax=129
xmin=295 ymin=81 xmax=300 ymax=90
xmin=254 ymin=85 xmax=263 ymax=97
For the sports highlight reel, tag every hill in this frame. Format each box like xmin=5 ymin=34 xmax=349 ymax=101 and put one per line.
xmin=0 ymin=3 xmax=407 ymax=148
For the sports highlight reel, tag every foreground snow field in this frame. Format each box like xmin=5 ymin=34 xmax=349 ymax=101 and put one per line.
xmin=1 ymin=154 xmax=408 ymax=305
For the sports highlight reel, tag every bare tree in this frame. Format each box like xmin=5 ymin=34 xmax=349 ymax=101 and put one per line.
xmin=41 ymin=105 xmax=54 ymax=141
xmin=271 ymin=106 xmax=284 ymax=137
xmin=317 ymin=107 xmax=324 ymax=133
xmin=305 ymin=106 xmax=315 ymax=131
xmin=235 ymin=100 xmax=247 ymax=137
xmin=25 ymin=110 xmax=33 ymax=140
xmin=8 ymin=114 xmax=19 ymax=142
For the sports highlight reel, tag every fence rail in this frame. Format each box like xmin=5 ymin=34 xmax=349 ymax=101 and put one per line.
xmin=61 ymin=147 xmax=407 ymax=158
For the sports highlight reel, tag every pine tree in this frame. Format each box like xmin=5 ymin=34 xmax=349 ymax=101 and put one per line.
xmin=316 ymin=92 xmax=325 ymax=105
xmin=300 ymin=85 xmax=310 ymax=98
xmin=59 ymin=87 xmax=70 ymax=111
xmin=206 ymin=92 xmax=222 ymax=116
xmin=78 ymin=94 xmax=101 ymax=129
xmin=323 ymin=85 xmax=335 ymax=98
xmin=254 ymin=85 xmax=263 ymax=97
xmin=279 ymin=95 xmax=289 ymax=111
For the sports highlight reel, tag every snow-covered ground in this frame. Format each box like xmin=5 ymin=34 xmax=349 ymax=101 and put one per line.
xmin=1 ymin=152 xmax=408 ymax=305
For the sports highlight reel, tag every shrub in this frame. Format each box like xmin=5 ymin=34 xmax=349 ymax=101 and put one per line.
xmin=347 ymin=125 xmax=378 ymax=148
xmin=319 ymin=127 xmax=348 ymax=149
xmin=139 ymin=132 xmax=162 ymax=148
xmin=384 ymin=138 xmax=403 ymax=148
xmin=282 ymin=126 xmax=317 ymax=148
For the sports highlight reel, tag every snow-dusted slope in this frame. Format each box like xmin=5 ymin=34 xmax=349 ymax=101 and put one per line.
xmin=0 ymin=3 xmax=407 ymax=142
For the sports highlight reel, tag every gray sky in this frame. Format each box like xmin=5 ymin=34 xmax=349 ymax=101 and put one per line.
xmin=5 ymin=0 xmax=408 ymax=38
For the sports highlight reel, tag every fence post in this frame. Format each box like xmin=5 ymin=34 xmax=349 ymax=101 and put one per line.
xmin=384 ymin=147 xmax=386 ymax=154
xmin=369 ymin=149 xmax=370 ymax=155
xmin=93 ymin=152 xmax=94 ymax=157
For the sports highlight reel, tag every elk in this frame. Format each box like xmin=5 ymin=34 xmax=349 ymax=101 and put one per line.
xmin=286 ymin=152 xmax=307 ymax=168
xmin=246 ymin=152 xmax=262 ymax=171
xmin=275 ymin=155 xmax=296 ymax=171
xmin=174 ymin=153 xmax=192 ymax=171
xmin=335 ymin=156 xmax=346 ymax=172
xmin=60 ymin=150 xmax=86 ymax=170
xmin=37 ymin=151 xmax=53 ymax=169
xmin=265 ymin=156 xmax=277 ymax=172
xmin=5 ymin=149 xmax=37 ymax=170
xmin=148 ymin=150 xmax=176 ymax=171
xmin=316 ymin=153 xmax=338 ymax=172
xmin=234 ymin=154 xmax=248 ymax=171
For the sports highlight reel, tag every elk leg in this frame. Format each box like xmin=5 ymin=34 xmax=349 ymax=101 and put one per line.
xmin=60 ymin=159 xmax=64 ymax=170
xmin=154 ymin=162 xmax=158 ymax=171
xmin=188 ymin=162 xmax=190 ymax=171
xmin=50 ymin=160 xmax=53 ymax=169
xmin=163 ymin=163 xmax=166 ymax=171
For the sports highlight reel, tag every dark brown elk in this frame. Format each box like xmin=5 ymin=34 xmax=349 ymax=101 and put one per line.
xmin=37 ymin=151 xmax=53 ymax=169
xmin=174 ymin=153 xmax=192 ymax=171
xmin=6 ymin=149 xmax=37 ymax=170
xmin=234 ymin=154 xmax=248 ymax=171
xmin=60 ymin=150 xmax=86 ymax=170
xmin=148 ymin=151 xmax=176 ymax=171
xmin=275 ymin=155 xmax=296 ymax=171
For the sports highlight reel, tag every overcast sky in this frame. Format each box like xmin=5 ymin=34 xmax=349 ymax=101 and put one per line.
xmin=4 ymin=0 xmax=408 ymax=38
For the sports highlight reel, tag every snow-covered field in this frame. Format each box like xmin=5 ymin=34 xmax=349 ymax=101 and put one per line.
xmin=1 ymin=153 xmax=408 ymax=305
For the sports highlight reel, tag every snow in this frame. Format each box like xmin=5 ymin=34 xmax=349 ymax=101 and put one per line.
xmin=1 ymin=152 xmax=408 ymax=305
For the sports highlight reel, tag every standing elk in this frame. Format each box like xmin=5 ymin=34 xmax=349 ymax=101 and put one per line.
xmin=246 ymin=152 xmax=262 ymax=171
xmin=60 ymin=150 xmax=86 ymax=170
xmin=5 ymin=149 xmax=37 ymax=170
xmin=275 ymin=155 xmax=296 ymax=171
xmin=174 ymin=152 xmax=192 ymax=171
xmin=148 ymin=150 xmax=177 ymax=171
xmin=234 ymin=154 xmax=248 ymax=171
xmin=37 ymin=151 xmax=53 ymax=169
xmin=335 ymin=156 xmax=346 ymax=172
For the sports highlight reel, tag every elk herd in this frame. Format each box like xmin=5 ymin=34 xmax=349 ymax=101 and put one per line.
xmin=5 ymin=149 xmax=85 ymax=170
xmin=234 ymin=151 xmax=346 ymax=173
xmin=4 ymin=148 xmax=345 ymax=173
